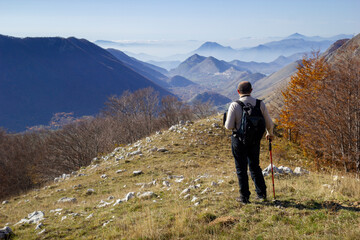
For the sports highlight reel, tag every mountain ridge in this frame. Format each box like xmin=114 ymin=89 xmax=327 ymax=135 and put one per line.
xmin=0 ymin=35 xmax=173 ymax=132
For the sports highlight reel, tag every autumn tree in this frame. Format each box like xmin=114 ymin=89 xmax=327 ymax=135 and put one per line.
xmin=280 ymin=51 xmax=360 ymax=172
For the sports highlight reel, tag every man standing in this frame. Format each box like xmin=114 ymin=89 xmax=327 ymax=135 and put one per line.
xmin=225 ymin=81 xmax=274 ymax=204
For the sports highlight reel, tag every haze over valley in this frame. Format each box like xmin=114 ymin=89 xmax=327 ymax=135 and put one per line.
xmin=0 ymin=32 xmax=357 ymax=132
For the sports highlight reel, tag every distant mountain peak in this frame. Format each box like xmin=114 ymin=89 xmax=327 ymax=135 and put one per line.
xmin=197 ymin=41 xmax=234 ymax=51
xmin=287 ymin=33 xmax=306 ymax=39
xmin=186 ymin=54 xmax=206 ymax=62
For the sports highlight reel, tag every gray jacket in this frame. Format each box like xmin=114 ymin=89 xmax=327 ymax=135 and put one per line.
xmin=224 ymin=95 xmax=274 ymax=136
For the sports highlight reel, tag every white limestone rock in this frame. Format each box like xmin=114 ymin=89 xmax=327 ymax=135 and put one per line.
xmin=57 ymin=197 xmax=77 ymax=204
xmin=128 ymin=150 xmax=142 ymax=156
xmin=35 ymin=223 xmax=44 ymax=230
xmin=201 ymin=188 xmax=210 ymax=194
xmin=116 ymin=169 xmax=126 ymax=174
xmin=138 ymin=191 xmax=155 ymax=199
xmin=183 ymin=194 xmax=191 ymax=199
xmin=278 ymin=166 xmax=293 ymax=174
xmin=97 ymin=200 xmax=113 ymax=208
xmin=162 ymin=181 xmax=171 ymax=187
xmin=124 ymin=192 xmax=135 ymax=201
xmin=294 ymin=167 xmax=309 ymax=175
xmin=16 ymin=211 xmax=45 ymax=225
xmin=113 ymin=199 xmax=123 ymax=206
xmin=86 ymin=189 xmax=95 ymax=195
xmin=191 ymin=196 xmax=198 ymax=202
xmin=180 ymin=188 xmax=190 ymax=196
xmin=133 ymin=170 xmax=143 ymax=176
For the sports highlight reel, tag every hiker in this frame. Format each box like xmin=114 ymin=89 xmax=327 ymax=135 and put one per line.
xmin=225 ymin=81 xmax=274 ymax=204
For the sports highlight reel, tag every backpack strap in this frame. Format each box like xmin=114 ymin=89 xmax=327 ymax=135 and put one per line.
xmin=234 ymin=100 xmax=245 ymax=108
xmin=255 ymin=99 xmax=262 ymax=109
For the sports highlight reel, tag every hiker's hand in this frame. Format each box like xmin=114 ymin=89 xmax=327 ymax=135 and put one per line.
xmin=266 ymin=135 xmax=274 ymax=141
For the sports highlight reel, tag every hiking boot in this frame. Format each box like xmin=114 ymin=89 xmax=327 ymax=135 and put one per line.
xmin=256 ymin=196 xmax=267 ymax=202
xmin=236 ymin=197 xmax=251 ymax=204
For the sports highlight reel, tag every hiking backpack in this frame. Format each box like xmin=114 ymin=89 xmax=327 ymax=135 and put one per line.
xmin=233 ymin=99 xmax=266 ymax=145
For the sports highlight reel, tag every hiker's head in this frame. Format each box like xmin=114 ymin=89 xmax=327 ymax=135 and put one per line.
xmin=237 ymin=81 xmax=252 ymax=95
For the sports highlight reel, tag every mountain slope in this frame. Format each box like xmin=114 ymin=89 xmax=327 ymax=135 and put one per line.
xmin=252 ymin=34 xmax=358 ymax=113
xmin=189 ymin=91 xmax=232 ymax=106
xmin=106 ymin=48 xmax=170 ymax=88
xmin=0 ymin=35 xmax=173 ymax=132
xmin=1 ymin=117 xmax=359 ymax=239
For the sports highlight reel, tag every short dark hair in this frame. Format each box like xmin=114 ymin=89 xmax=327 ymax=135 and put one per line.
xmin=237 ymin=81 xmax=252 ymax=94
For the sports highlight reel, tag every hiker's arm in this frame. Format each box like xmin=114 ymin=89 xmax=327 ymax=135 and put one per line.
xmin=261 ymin=102 xmax=274 ymax=137
xmin=224 ymin=102 xmax=238 ymax=130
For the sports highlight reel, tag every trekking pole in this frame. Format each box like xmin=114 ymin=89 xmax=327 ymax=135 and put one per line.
xmin=269 ymin=139 xmax=276 ymax=199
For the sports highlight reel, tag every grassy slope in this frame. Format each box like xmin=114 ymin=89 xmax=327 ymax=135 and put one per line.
xmin=1 ymin=116 xmax=360 ymax=240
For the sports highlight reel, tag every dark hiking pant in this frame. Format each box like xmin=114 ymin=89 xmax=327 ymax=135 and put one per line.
xmin=231 ymin=135 xmax=267 ymax=200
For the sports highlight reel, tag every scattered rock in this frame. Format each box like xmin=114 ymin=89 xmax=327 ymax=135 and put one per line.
xmin=157 ymin=148 xmax=168 ymax=152
xmin=16 ymin=211 xmax=45 ymax=225
xmin=113 ymin=199 xmax=123 ymax=206
xmin=128 ymin=150 xmax=142 ymax=156
xmin=141 ymin=180 xmax=157 ymax=188
xmin=278 ymin=166 xmax=293 ymax=174
xmin=97 ymin=200 xmax=113 ymax=208
xmin=86 ymin=213 xmax=94 ymax=219
xmin=191 ymin=196 xmax=199 ymax=202
xmin=57 ymin=197 xmax=77 ymax=204
xmin=133 ymin=170 xmax=143 ymax=176
xmin=100 ymin=174 xmax=108 ymax=179
xmin=35 ymin=223 xmax=44 ymax=230
xmin=116 ymin=169 xmax=126 ymax=174
xmin=201 ymin=188 xmax=210 ymax=194
xmin=37 ymin=229 xmax=46 ymax=235
xmin=211 ymin=182 xmax=218 ymax=187
xmin=175 ymin=178 xmax=184 ymax=183
xmin=294 ymin=167 xmax=309 ymax=175
xmin=138 ymin=191 xmax=155 ymax=199
xmin=124 ymin=192 xmax=135 ymax=201
xmin=0 ymin=227 xmax=13 ymax=239
xmin=183 ymin=194 xmax=191 ymax=199
xmin=102 ymin=220 xmax=113 ymax=227
xmin=180 ymin=188 xmax=190 ymax=196
xmin=162 ymin=181 xmax=171 ymax=187
xmin=73 ymin=184 xmax=82 ymax=189
xmin=86 ymin=189 xmax=95 ymax=195
xmin=49 ymin=209 xmax=62 ymax=215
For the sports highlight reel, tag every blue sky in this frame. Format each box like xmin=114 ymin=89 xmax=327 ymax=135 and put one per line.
xmin=0 ymin=0 xmax=359 ymax=42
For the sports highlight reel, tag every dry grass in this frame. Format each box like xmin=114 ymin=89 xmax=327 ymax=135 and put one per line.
xmin=1 ymin=115 xmax=359 ymax=239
